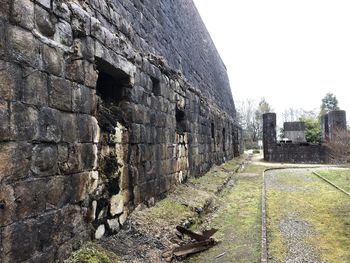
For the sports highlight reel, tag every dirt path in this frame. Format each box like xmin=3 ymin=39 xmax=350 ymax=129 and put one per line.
xmin=265 ymin=168 xmax=350 ymax=263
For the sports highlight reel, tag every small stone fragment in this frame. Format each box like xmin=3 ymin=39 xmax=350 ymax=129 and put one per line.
xmin=95 ymin=224 xmax=105 ymax=239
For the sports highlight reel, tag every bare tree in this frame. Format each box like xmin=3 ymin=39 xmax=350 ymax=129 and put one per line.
xmin=236 ymin=98 xmax=272 ymax=149
xmin=325 ymin=129 xmax=350 ymax=164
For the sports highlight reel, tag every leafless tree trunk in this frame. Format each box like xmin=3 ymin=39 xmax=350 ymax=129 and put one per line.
xmin=325 ymin=129 xmax=350 ymax=164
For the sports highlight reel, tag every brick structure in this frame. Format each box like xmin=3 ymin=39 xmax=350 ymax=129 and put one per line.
xmin=263 ymin=111 xmax=347 ymax=163
xmin=0 ymin=0 xmax=243 ymax=262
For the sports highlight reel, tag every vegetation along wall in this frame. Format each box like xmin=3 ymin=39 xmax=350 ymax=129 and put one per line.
xmin=0 ymin=0 xmax=242 ymax=262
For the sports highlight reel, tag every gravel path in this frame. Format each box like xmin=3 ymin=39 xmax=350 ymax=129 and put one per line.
xmin=265 ymin=169 xmax=329 ymax=263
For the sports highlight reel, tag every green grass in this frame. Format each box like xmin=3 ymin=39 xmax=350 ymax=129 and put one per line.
xmin=317 ymin=169 xmax=350 ymax=193
xmin=266 ymin=169 xmax=350 ymax=262
xmin=187 ymin=165 xmax=264 ymax=263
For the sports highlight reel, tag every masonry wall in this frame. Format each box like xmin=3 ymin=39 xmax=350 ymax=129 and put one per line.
xmin=0 ymin=0 xmax=240 ymax=262
xmin=266 ymin=144 xmax=328 ymax=163
xmin=263 ymin=111 xmax=347 ymax=164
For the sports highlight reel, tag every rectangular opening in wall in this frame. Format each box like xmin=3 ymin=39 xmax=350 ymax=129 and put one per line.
xmin=176 ymin=106 xmax=186 ymax=134
xmin=95 ymin=58 xmax=131 ymax=105
xmin=151 ymin=76 xmax=161 ymax=96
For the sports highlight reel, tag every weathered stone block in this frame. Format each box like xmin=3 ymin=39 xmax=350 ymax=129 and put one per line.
xmin=36 ymin=0 xmax=51 ymax=9
xmin=0 ymin=100 xmax=9 ymax=140
xmin=49 ymin=76 xmax=72 ymax=111
xmin=72 ymin=84 xmax=96 ymax=114
xmin=35 ymin=5 xmax=56 ymax=37
xmin=107 ymin=218 xmax=120 ymax=233
xmin=48 ymin=172 xmax=97 ymax=208
xmin=31 ymin=144 xmax=58 ymax=176
xmin=81 ymin=37 xmax=95 ymax=62
xmin=38 ymin=107 xmax=61 ymax=142
xmin=22 ymin=68 xmax=48 ymax=106
xmin=60 ymin=113 xmax=77 ymax=142
xmin=69 ymin=172 xmax=91 ymax=203
xmin=65 ymin=59 xmax=84 ymax=84
xmin=0 ymin=0 xmax=9 ymax=19
xmin=0 ymin=142 xmax=32 ymax=182
xmin=0 ymin=184 xmax=15 ymax=226
xmin=10 ymin=102 xmax=39 ymax=140
xmin=91 ymin=17 xmax=105 ymax=41
xmin=53 ymin=1 xmax=71 ymax=21
xmin=10 ymin=0 xmax=34 ymax=30
xmin=0 ymin=19 xmax=5 ymax=58
xmin=70 ymin=2 xmax=90 ymax=37
xmin=76 ymin=114 xmax=99 ymax=142
xmin=43 ymin=45 xmax=63 ymax=76
xmin=80 ymin=143 xmax=98 ymax=170
xmin=2 ymin=220 xmax=38 ymax=262
xmin=55 ymin=206 xmax=85 ymax=241
xmin=8 ymin=25 xmax=39 ymax=66
xmin=14 ymin=179 xmax=47 ymax=219
xmin=110 ymin=194 xmax=124 ymax=216
xmin=84 ymin=61 xmax=98 ymax=88
xmin=0 ymin=60 xmax=22 ymax=100
xmin=54 ymin=19 xmax=73 ymax=46
xmin=58 ymin=143 xmax=81 ymax=174
xmin=46 ymin=176 xmax=66 ymax=208
xmin=36 ymin=212 xmax=57 ymax=254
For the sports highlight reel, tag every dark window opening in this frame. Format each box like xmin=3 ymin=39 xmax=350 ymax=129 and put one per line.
xmin=151 ymin=77 xmax=161 ymax=96
xmin=95 ymin=57 xmax=130 ymax=104
xmin=211 ymin=123 xmax=215 ymax=139
xmin=95 ymin=58 xmax=131 ymax=132
xmin=222 ymin=128 xmax=226 ymax=151
xmin=176 ymin=106 xmax=187 ymax=134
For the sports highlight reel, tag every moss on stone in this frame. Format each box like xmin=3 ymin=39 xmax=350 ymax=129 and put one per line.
xmin=65 ymin=243 xmax=120 ymax=263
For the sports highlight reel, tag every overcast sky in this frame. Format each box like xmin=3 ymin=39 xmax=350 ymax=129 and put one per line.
xmin=193 ymin=0 xmax=350 ymax=122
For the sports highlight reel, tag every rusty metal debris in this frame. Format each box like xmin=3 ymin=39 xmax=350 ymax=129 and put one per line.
xmin=162 ymin=226 xmax=218 ymax=261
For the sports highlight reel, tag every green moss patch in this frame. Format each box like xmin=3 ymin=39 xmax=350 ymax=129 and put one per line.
xmin=65 ymin=243 xmax=120 ymax=263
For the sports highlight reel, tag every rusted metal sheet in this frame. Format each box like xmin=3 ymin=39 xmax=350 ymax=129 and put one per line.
xmin=176 ymin=226 xmax=218 ymax=241
xmin=162 ymin=226 xmax=218 ymax=260
xmin=173 ymin=239 xmax=215 ymax=257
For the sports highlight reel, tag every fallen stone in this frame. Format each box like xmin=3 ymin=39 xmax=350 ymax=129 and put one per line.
xmin=95 ymin=224 xmax=105 ymax=240
xmin=110 ymin=194 xmax=124 ymax=216
xmin=107 ymin=218 xmax=120 ymax=233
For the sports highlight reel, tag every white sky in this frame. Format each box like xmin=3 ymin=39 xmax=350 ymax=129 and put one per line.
xmin=193 ymin=0 xmax=350 ymax=122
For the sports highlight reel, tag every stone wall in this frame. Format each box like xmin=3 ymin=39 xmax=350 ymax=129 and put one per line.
xmin=266 ymin=143 xmax=328 ymax=163
xmin=263 ymin=111 xmax=347 ymax=164
xmin=0 ymin=0 xmax=240 ymax=262
xmin=283 ymin=121 xmax=306 ymax=143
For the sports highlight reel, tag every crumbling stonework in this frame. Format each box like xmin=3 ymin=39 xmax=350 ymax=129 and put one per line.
xmin=0 ymin=0 xmax=242 ymax=262
xmin=263 ymin=111 xmax=347 ymax=163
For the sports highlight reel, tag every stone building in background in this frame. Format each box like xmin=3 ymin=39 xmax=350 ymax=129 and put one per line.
xmin=0 ymin=0 xmax=243 ymax=261
xmin=263 ymin=110 xmax=347 ymax=163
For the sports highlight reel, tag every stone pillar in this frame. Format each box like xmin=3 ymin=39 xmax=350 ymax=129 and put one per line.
xmin=233 ymin=124 xmax=240 ymax=157
xmin=328 ymin=110 xmax=347 ymax=141
xmin=263 ymin=113 xmax=277 ymax=161
xmin=320 ymin=114 xmax=329 ymax=142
